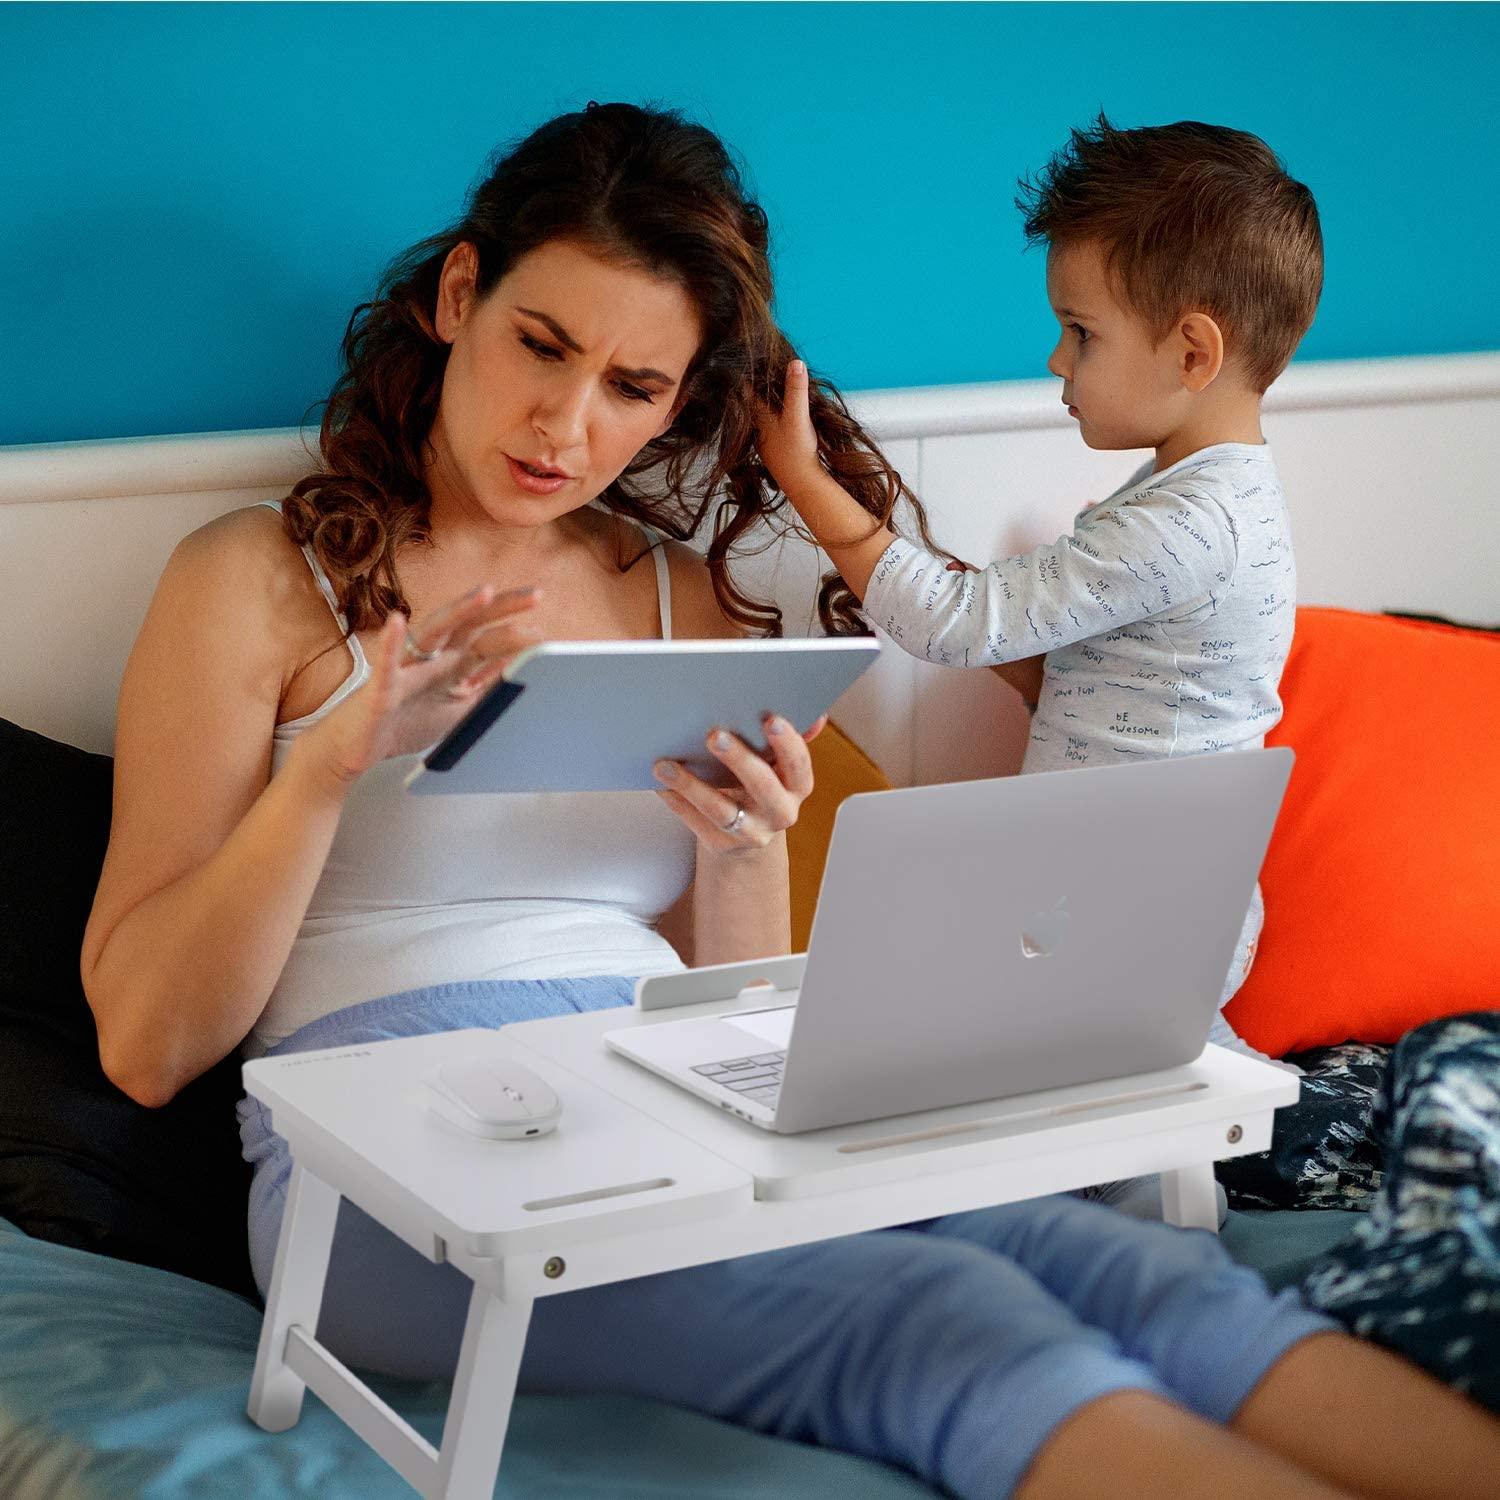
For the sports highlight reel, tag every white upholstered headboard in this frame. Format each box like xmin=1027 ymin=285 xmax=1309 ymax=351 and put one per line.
xmin=4 ymin=350 xmax=1497 ymax=784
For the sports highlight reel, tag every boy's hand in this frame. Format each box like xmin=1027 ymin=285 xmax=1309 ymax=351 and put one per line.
xmin=755 ymin=356 xmax=897 ymax=599
xmin=754 ymin=358 xmax=822 ymax=494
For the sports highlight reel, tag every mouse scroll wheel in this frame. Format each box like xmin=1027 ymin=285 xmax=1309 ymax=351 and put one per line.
xmin=502 ymin=1085 xmax=524 ymax=1102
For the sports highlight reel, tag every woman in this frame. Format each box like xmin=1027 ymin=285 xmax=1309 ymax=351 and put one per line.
xmin=81 ymin=103 xmax=1500 ymax=1499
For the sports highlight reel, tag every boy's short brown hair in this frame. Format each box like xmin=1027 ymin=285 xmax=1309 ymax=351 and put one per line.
xmin=1018 ymin=115 xmax=1323 ymax=393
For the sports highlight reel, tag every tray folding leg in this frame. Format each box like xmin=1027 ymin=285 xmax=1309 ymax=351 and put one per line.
xmin=248 ymin=1162 xmax=340 ymax=1431
xmin=249 ymin=1162 xmax=536 ymax=1500
xmin=1160 ymin=1160 xmax=1220 ymax=1230
xmin=431 ymin=1284 xmax=534 ymax=1500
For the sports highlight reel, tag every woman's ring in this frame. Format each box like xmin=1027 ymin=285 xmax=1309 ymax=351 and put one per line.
xmin=403 ymin=630 xmax=442 ymax=664
xmin=719 ymin=806 xmax=747 ymax=837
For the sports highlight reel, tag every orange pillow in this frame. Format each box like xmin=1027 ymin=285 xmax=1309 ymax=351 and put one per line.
xmin=786 ymin=720 xmax=892 ymax=952
xmin=1224 ymin=607 xmax=1500 ymax=1055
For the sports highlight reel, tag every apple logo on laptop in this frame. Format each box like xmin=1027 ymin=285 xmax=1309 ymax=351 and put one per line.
xmin=1020 ymin=898 xmax=1070 ymax=959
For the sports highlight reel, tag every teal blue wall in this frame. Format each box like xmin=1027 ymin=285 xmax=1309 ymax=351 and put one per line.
xmin=3 ymin=2 xmax=1496 ymax=445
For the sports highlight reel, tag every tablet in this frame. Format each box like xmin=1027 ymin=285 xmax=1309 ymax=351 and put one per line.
xmin=404 ymin=637 xmax=881 ymax=795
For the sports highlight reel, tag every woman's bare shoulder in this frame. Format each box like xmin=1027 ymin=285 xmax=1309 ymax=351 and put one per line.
xmin=164 ymin=504 xmax=333 ymax=644
xmin=172 ymin=502 xmax=300 ymax=583
xmin=137 ymin=504 xmax=345 ymax=720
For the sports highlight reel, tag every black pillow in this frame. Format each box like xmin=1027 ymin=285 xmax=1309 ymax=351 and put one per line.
xmin=1385 ymin=608 xmax=1500 ymax=633
xmin=0 ymin=717 xmax=255 ymax=1299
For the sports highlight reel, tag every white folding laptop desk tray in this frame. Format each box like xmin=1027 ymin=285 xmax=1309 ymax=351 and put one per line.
xmin=244 ymin=979 xmax=1298 ymax=1500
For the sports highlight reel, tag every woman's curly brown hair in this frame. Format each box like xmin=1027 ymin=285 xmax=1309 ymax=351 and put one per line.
xmin=282 ymin=101 xmax=952 ymax=637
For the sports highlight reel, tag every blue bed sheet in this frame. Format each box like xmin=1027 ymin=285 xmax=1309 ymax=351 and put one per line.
xmin=0 ymin=1208 xmax=1363 ymax=1499
xmin=0 ymin=1217 xmax=933 ymax=1499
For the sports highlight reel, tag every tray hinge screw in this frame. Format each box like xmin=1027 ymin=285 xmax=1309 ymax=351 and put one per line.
xmin=544 ymin=1256 xmax=566 ymax=1280
xmin=1226 ymin=1124 xmax=1243 ymax=1144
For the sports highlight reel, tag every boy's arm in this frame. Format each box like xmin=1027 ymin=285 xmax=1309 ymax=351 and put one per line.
xmin=772 ymin=463 xmax=1045 ymax=697
xmin=777 ymin=468 xmax=1047 ymax=698
xmin=772 ymin=468 xmax=899 ymax=600
xmin=861 ymin=490 xmax=1237 ymax=667
xmin=948 ymin=558 xmax=1044 ymax=703
xmin=756 ymin=361 xmax=1238 ymax=670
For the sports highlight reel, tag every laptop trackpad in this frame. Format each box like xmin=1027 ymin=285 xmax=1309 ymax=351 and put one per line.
xmin=725 ymin=1007 xmax=794 ymax=1050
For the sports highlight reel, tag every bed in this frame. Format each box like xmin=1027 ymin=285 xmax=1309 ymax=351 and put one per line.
xmin=3 ymin=354 xmax=1495 ymax=1496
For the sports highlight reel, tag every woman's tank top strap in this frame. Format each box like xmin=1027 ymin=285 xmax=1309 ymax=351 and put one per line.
xmin=633 ymin=520 xmax=674 ymax=641
xmin=258 ymin=501 xmax=364 ymax=641
xmin=259 ymin=500 xmax=369 ymax=725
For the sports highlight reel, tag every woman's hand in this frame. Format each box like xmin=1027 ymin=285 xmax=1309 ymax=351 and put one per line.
xmin=653 ymin=713 xmax=827 ymax=855
xmin=754 ymin=358 xmax=822 ymax=496
xmin=298 ymin=584 xmax=542 ymax=788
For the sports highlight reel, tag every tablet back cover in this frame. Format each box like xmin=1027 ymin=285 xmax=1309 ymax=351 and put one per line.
xmin=406 ymin=639 xmax=878 ymax=795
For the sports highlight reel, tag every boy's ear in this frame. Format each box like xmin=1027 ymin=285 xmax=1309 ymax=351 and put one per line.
xmin=1176 ymin=312 xmax=1225 ymax=392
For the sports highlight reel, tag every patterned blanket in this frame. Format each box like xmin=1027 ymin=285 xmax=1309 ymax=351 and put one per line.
xmin=1299 ymin=1012 xmax=1500 ymax=1410
xmin=1217 ymin=1041 xmax=1389 ymax=1211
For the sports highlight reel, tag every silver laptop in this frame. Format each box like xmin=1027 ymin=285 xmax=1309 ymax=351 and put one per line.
xmin=605 ymin=748 xmax=1293 ymax=1133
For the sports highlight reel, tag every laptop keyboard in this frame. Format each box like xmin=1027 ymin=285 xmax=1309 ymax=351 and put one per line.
xmin=691 ymin=1051 xmax=786 ymax=1108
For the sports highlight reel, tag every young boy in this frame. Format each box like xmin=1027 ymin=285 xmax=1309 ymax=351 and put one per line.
xmin=756 ymin=116 xmax=1323 ymax=1061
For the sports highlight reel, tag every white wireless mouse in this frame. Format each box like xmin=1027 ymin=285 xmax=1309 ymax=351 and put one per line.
xmin=424 ymin=1058 xmax=562 ymax=1140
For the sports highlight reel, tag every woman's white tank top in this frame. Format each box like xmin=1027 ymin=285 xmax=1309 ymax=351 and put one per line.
xmin=248 ymin=503 xmax=693 ymax=1054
